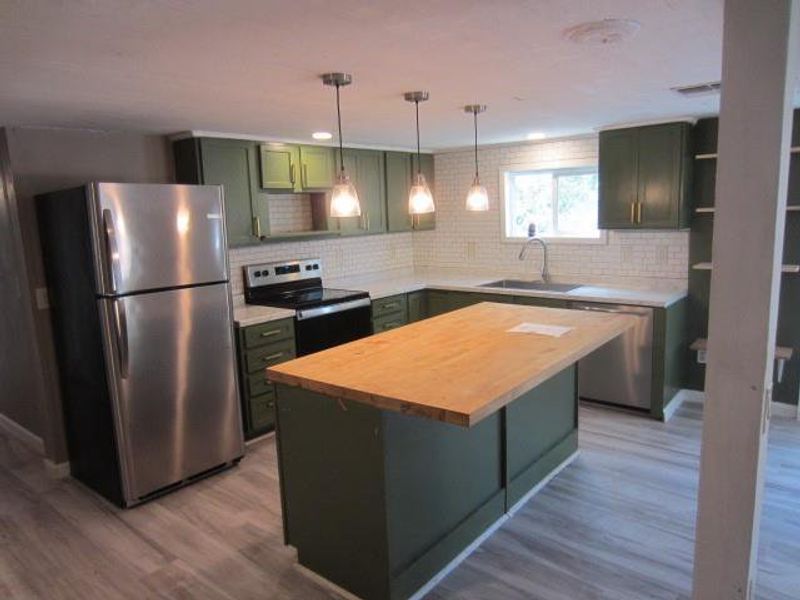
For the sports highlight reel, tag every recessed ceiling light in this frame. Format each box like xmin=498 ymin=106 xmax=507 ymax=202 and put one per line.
xmin=526 ymin=132 xmax=547 ymax=141
xmin=312 ymin=131 xmax=332 ymax=140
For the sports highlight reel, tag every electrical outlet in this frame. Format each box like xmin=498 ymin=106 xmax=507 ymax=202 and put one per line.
xmin=35 ymin=287 xmax=50 ymax=310
xmin=466 ymin=241 xmax=476 ymax=260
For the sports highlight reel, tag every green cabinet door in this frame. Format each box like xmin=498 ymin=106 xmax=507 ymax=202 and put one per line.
xmin=637 ymin=123 xmax=689 ymax=228
xmin=259 ymin=144 xmax=297 ymax=190
xmin=598 ymin=128 xmax=639 ymax=229
xmin=198 ymin=139 xmax=260 ymax=247
xmin=385 ymin=151 xmax=413 ymax=232
xmin=412 ymin=153 xmax=436 ymax=230
xmin=299 ymin=146 xmax=334 ymax=190
xmin=331 ymin=149 xmax=386 ymax=235
xmin=407 ymin=290 xmax=428 ymax=322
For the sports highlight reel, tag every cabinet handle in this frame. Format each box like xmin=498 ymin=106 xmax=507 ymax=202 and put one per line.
xmin=381 ymin=302 xmax=400 ymax=310
xmin=636 ymin=202 xmax=643 ymax=224
xmin=260 ymin=329 xmax=281 ymax=338
xmin=630 ymin=202 xmax=635 ymax=224
xmin=262 ymin=352 xmax=284 ymax=362
xmin=252 ymin=216 xmax=262 ymax=238
xmin=290 ymin=164 xmax=296 ymax=184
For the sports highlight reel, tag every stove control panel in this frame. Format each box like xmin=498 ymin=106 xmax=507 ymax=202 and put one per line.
xmin=244 ymin=258 xmax=322 ymax=289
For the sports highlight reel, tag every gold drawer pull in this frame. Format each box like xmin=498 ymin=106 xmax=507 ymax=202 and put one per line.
xmin=381 ymin=302 xmax=399 ymax=310
xmin=630 ymin=202 xmax=635 ymax=223
xmin=260 ymin=329 xmax=281 ymax=338
xmin=262 ymin=352 xmax=284 ymax=362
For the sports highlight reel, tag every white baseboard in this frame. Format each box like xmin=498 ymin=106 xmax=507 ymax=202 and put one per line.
xmin=44 ymin=458 xmax=70 ymax=478
xmin=771 ymin=401 xmax=800 ymax=419
xmin=681 ymin=390 xmax=799 ymax=420
xmin=0 ymin=412 xmax=45 ymax=455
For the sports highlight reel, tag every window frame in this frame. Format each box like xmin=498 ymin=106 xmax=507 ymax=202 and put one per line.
xmin=500 ymin=159 xmax=608 ymax=246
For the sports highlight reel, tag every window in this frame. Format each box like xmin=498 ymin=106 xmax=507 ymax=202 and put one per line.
xmin=503 ymin=166 xmax=600 ymax=240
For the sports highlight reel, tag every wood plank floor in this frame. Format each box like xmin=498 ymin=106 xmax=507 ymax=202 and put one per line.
xmin=1 ymin=397 xmax=798 ymax=599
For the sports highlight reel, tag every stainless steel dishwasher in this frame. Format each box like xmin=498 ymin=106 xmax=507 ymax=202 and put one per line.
xmin=569 ymin=302 xmax=654 ymax=410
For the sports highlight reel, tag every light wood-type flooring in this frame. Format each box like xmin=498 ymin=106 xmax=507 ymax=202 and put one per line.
xmin=1 ymin=397 xmax=798 ymax=599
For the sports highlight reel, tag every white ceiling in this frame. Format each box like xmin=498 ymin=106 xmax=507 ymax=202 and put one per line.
xmin=0 ymin=0 xmax=728 ymax=149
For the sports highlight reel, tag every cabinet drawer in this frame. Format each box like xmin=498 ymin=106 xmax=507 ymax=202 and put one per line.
xmin=373 ymin=313 xmax=408 ymax=333
xmin=248 ymin=371 xmax=275 ymax=397
xmin=372 ymin=294 xmax=408 ymax=319
xmin=249 ymin=389 xmax=276 ymax=432
xmin=243 ymin=318 xmax=295 ymax=349
xmin=245 ymin=338 xmax=296 ymax=374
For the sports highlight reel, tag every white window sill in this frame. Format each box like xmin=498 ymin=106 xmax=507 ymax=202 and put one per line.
xmin=502 ymin=231 xmax=608 ymax=246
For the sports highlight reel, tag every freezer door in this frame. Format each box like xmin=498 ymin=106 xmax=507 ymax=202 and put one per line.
xmin=99 ymin=283 xmax=244 ymax=502
xmin=89 ymin=183 xmax=228 ymax=295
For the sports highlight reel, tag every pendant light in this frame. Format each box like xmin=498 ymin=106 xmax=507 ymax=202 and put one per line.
xmin=404 ymin=91 xmax=435 ymax=215
xmin=322 ymin=72 xmax=361 ymax=218
xmin=464 ymin=104 xmax=489 ymax=211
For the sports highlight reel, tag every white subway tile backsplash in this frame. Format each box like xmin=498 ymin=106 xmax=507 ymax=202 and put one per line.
xmin=414 ymin=135 xmax=689 ymax=285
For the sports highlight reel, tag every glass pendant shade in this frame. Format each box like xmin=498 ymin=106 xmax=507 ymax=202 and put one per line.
xmin=465 ymin=177 xmax=489 ymax=211
xmin=330 ymin=174 xmax=361 ymax=217
xmin=408 ymin=172 xmax=435 ymax=215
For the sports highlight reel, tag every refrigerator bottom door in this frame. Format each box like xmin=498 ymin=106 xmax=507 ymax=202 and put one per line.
xmin=100 ymin=283 xmax=244 ymax=502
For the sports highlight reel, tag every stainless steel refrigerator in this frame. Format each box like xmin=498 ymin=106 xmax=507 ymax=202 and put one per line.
xmin=37 ymin=182 xmax=244 ymax=507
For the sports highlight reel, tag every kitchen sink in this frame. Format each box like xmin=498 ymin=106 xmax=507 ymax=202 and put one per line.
xmin=478 ymin=279 xmax=582 ymax=293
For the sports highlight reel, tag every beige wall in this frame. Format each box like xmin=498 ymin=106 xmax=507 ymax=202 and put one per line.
xmin=5 ymin=127 xmax=174 ymax=462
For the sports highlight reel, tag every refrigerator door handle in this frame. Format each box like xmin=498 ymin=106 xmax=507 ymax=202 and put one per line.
xmin=113 ymin=298 xmax=130 ymax=378
xmin=102 ymin=208 xmax=122 ymax=293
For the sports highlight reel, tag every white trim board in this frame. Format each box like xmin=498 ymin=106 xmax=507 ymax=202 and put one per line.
xmin=688 ymin=391 xmax=799 ymax=420
xmin=44 ymin=459 xmax=70 ymax=479
xmin=0 ymin=412 xmax=45 ymax=455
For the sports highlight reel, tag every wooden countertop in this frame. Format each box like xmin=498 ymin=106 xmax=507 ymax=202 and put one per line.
xmin=267 ymin=303 xmax=635 ymax=427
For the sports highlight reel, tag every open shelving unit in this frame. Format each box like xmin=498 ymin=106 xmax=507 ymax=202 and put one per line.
xmin=686 ymin=114 xmax=800 ymax=404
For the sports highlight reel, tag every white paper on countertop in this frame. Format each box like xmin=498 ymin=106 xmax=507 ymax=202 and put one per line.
xmin=506 ymin=322 xmax=573 ymax=337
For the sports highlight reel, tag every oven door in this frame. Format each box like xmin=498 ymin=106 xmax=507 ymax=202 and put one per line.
xmin=294 ymin=299 xmax=373 ymax=356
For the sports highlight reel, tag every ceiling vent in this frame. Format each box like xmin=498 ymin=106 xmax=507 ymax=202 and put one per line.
xmin=563 ymin=19 xmax=641 ymax=45
xmin=672 ymin=81 xmax=722 ymax=97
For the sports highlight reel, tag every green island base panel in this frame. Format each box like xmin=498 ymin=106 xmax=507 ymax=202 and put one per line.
xmin=274 ymin=365 xmax=578 ymax=600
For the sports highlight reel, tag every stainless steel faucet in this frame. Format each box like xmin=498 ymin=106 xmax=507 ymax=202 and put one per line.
xmin=518 ymin=223 xmax=549 ymax=282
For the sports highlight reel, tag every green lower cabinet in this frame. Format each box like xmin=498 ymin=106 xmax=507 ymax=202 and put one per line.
xmin=373 ymin=313 xmax=407 ymax=333
xmin=513 ymin=294 xmax=569 ymax=309
xmin=236 ymin=318 xmax=296 ymax=439
xmin=427 ymin=290 xmax=510 ymax=316
xmin=274 ymin=364 xmax=578 ymax=600
xmin=407 ymin=290 xmax=428 ymax=323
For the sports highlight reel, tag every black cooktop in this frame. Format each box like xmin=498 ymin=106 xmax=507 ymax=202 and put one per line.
xmin=246 ymin=284 xmax=369 ymax=310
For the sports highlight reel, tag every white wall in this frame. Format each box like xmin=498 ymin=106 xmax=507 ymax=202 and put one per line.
xmin=415 ymin=135 xmax=689 ymax=287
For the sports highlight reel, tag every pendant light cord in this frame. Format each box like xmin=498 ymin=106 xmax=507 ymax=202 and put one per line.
xmin=336 ymin=83 xmax=345 ymax=175
xmin=415 ymin=100 xmax=421 ymax=175
xmin=473 ymin=111 xmax=479 ymax=180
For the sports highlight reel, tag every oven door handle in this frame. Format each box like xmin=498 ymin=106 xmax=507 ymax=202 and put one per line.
xmin=296 ymin=297 xmax=371 ymax=321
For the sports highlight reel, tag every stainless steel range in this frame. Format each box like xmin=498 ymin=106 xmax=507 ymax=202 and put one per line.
xmin=243 ymin=259 xmax=372 ymax=356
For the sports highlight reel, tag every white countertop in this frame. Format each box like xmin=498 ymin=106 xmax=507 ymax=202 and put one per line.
xmin=234 ymin=269 xmax=687 ymax=327
xmin=233 ymin=303 xmax=295 ymax=327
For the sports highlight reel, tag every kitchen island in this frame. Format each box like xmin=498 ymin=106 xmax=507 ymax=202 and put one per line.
xmin=267 ymin=303 xmax=634 ymax=600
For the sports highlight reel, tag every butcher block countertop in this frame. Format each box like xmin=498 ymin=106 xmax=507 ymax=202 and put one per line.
xmin=266 ymin=302 xmax=635 ymax=427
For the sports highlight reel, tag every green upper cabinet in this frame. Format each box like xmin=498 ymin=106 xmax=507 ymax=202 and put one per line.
xmin=173 ymin=137 xmax=262 ymax=247
xmin=299 ymin=145 xmax=335 ymax=190
xmin=598 ymin=122 xmax=691 ymax=230
xmin=330 ymin=149 xmax=387 ymax=235
xmin=259 ymin=144 xmax=335 ymax=192
xmin=259 ymin=144 xmax=298 ymax=191
xmin=385 ymin=151 xmax=413 ymax=232
xmin=413 ymin=153 xmax=436 ymax=230
xmin=386 ymin=152 xmax=436 ymax=232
